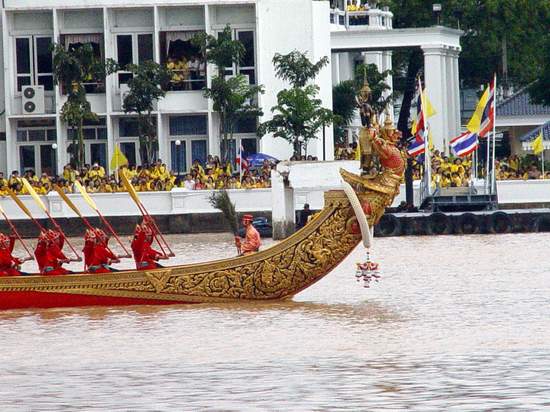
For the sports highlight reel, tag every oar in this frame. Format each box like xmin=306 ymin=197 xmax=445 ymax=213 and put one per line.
xmin=0 ymin=202 xmax=34 ymax=261
xmin=7 ymin=188 xmax=45 ymax=232
xmin=72 ymin=181 xmax=131 ymax=258
xmin=52 ymin=185 xmax=95 ymax=231
xmin=21 ymin=178 xmax=81 ymax=261
xmin=119 ymin=173 xmax=174 ymax=257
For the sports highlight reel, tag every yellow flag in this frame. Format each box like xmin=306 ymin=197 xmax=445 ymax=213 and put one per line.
xmin=355 ymin=139 xmax=361 ymax=161
xmin=532 ymin=131 xmax=544 ymax=155
xmin=21 ymin=178 xmax=47 ymax=212
xmin=110 ymin=145 xmax=128 ymax=170
xmin=467 ymin=85 xmax=490 ymax=133
xmin=411 ymin=118 xmax=418 ymax=135
xmin=423 ymin=91 xmax=437 ymax=118
xmin=74 ymin=180 xmax=99 ymax=211
xmin=428 ymin=129 xmax=434 ymax=150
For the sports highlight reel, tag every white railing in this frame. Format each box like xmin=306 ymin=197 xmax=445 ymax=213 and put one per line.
xmin=330 ymin=8 xmax=393 ymax=30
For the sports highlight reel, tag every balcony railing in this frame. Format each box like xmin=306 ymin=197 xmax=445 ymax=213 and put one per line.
xmin=330 ymin=8 xmax=393 ymax=30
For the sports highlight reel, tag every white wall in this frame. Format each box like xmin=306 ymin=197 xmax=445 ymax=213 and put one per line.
xmin=256 ymin=0 xmax=333 ymax=161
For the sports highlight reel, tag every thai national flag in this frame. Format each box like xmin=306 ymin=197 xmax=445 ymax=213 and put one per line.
xmin=450 ymin=131 xmax=479 ymax=157
xmin=407 ymin=137 xmax=425 ymax=157
xmin=479 ymin=76 xmax=495 ymax=138
xmin=414 ymin=93 xmax=425 ymax=142
xmin=236 ymin=144 xmax=249 ymax=170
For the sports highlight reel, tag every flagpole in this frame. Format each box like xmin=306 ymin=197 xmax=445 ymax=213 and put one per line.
xmin=542 ymin=149 xmax=545 ymax=179
xmin=491 ymin=74 xmax=497 ymax=193
xmin=484 ymin=82 xmax=491 ymax=193
xmin=419 ymin=78 xmax=431 ymax=195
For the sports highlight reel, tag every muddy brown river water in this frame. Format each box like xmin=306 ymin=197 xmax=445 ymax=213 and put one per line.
xmin=0 ymin=233 xmax=549 ymax=410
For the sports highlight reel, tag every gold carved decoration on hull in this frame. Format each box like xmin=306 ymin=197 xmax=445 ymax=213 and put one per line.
xmin=0 ymin=168 xmax=403 ymax=304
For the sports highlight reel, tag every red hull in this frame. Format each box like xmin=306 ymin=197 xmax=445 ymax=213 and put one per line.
xmin=0 ymin=291 xmax=199 ymax=310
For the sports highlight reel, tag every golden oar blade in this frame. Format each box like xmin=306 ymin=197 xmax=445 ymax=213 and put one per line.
xmin=21 ymin=177 xmax=48 ymax=212
xmin=53 ymin=185 xmax=84 ymax=219
xmin=119 ymin=172 xmax=142 ymax=209
xmin=74 ymin=180 xmax=99 ymax=212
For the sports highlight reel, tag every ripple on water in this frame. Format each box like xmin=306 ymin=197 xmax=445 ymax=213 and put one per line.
xmin=0 ymin=233 xmax=549 ymax=410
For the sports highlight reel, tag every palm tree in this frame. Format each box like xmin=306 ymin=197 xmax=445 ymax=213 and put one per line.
xmin=332 ymin=80 xmax=358 ymax=145
xmin=52 ymin=43 xmax=117 ymax=169
xmin=122 ymin=61 xmax=172 ymax=164
xmin=193 ymin=26 xmax=264 ymax=163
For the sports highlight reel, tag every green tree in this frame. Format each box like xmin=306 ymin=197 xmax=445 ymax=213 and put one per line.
xmin=353 ymin=63 xmax=393 ymax=114
xmin=259 ymin=51 xmax=334 ymax=158
xmin=377 ymin=0 xmax=549 ymax=204
xmin=122 ymin=61 xmax=172 ymax=165
xmin=193 ymin=26 xmax=264 ymax=163
xmin=528 ymin=36 xmax=550 ymax=106
xmin=272 ymin=51 xmax=329 ymax=88
xmin=332 ymin=63 xmax=392 ymax=145
xmin=52 ymin=43 xmax=117 ymax=169
xmin=332 ymin=80 xmax=357 ymax=145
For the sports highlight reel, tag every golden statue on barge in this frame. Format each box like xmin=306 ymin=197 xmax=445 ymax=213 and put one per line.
xmin=0 ymin=106 xmax=405 ymax=310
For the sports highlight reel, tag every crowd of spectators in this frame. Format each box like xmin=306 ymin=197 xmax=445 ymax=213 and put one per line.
xmin=0 ymin=155 xmax=275 ymax=196
xmin=345 ymin=1 xmax=369 ymax=12
xmin=334 ymin=143 xmax=549 ymax=186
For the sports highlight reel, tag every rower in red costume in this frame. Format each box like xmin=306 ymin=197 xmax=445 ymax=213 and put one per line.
xmin=234 ymin=214 xmax=261 ymax=256
xmin=131 ymin=218 xmax=167 ymax=270
xmin=34 ymin=230 xmax=71 ymax=276
xmin=86 ymin=228 xmax=120 ymax=273
xmin=83 ymin=229 xmax=96 ymax=270
xmin=0 ymin=233 xmax=24 ymax=276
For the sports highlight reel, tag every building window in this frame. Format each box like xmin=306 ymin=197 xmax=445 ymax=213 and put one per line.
xmin=119 ymin=118 xmax=141 ymax=137
xmin=16 ymin=119 xmax=56 ymax=142
xmin=161 ymin=31 xmax=206 ymax=91
xmin=67 ymin=118 xmax=107 ymax=140
xmin=237 ymin=30 xmax=256 ymax=84
xmin=234 ymin=115 xmax=257 ymax=134
xmin=217 ymin=30 xmax=256 ymax=84
xmin=63 ymin=34 xmax=104 ymax=93
xmin=116 ymin=33 xmax=154 ymax=85
xmin=16 ymin=119 xmax=57 ymax=175
xmin=169 ymin=115 xmax=207 ymax=135
xmin=15 ymin=36 xmax=53 ymax=91
xmin=169 ymin=115 xmax=208 ymax=171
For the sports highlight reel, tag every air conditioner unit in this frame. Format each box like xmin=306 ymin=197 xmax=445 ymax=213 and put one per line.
xmin=22 ymin=85 xmax=45 ymax=114
xmin=120 ymin=83 xmax=130 ymax=110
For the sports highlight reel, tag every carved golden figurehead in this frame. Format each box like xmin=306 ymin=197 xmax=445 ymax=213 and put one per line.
xmin=380 ymin=111 xmax=401 ymax=144
xmin=358 ymin=80 xmax=371 ymax=103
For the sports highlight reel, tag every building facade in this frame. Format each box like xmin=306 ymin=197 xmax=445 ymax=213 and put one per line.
xmin=0 ymin=0 xmax=334 ymax=175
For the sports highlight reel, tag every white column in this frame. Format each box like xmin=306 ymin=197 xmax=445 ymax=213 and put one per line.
xmin=445 ymin=49 xmax=455 ymax=144
xmin=103 ymin=7 xmax=115 ymax=171
xmin=2 ymin=10 xmax=16 ymax=173
xmin=382 ymin=50 xmax=393 ymax=116
xmin=204 ymin=4 xmax=217 ymax=157
xmin=331 ymin=52 xmax=340 ymax=86
xmin=422 ymin=45 xmax=448 ymax=152
xmin=363 ymin=50 xmax=383 ymax=69
xmin=271 ymin=167 xmax=295 ymax=240
xmin=451 ymin=48 xmax=461 ymax=136
xmin=53 ymin=9 xmax=65 ymax=174
xmin=153 ymin=6 xmax=165 ymax=163
xmin=338 ymin=52 xmax=354 ymax=81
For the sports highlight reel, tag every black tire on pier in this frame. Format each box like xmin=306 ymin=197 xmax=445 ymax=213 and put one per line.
xmin=533 ymin=216 xmax=550 ymax=232
xmin=455 ymin=213 xmax=480 ymax=235
xmin=489 ymin=212 xmax=512 ymax=234
xmin=377 ymin=214 xmax=402 ymax=237
xmin=427 ymin=212 xmax=452 ymax=235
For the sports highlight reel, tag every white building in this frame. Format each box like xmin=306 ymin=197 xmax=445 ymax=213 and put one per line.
xmin=0 ymin=0 xmax=462 ymax=176
xmin=0 ymin=0 xmax=334 ymax=176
